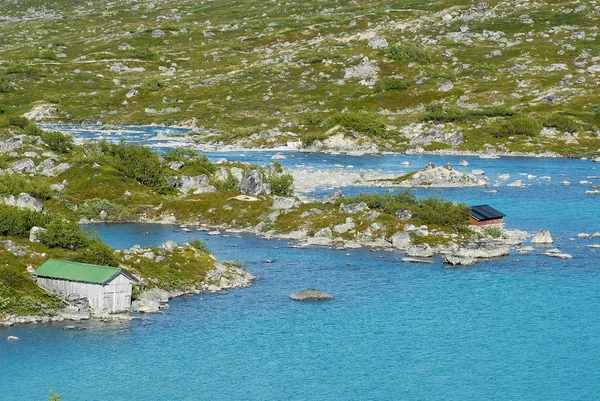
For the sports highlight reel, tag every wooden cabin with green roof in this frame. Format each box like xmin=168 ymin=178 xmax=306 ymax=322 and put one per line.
xmin=33 ymin=259 xmax=139 ymax=314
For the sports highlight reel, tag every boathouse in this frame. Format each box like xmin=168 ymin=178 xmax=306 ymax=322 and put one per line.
xmin=33 ymin=259 xmax=139 ymax=314
xmin=470 ymin=205 xmax=505 ymax=226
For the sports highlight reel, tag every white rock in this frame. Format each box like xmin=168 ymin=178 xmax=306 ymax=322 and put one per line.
xmin=531 ymin=230 xmax=553 ymax=244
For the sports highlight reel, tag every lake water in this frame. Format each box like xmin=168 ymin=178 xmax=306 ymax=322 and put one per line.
xmin=2 ymin=126 xmax=600 ymax=400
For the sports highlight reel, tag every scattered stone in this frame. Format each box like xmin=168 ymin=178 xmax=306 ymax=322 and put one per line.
xmin=272 ymin=196 xmax=296 ymax=210
xmin=9 ymin=159 xmax=36 ymax=174
xmin=29 ymin=226 xmax=46 ymax=243
xmin=168 ymin=161 xmax=184 ymax=171
xmin=339 ymin=202 xmax=369 ymax=214
xmin=395 ymin=209 xmax=413 ymax=221
xmin=438 ymin=81 xmax=454 ymax=92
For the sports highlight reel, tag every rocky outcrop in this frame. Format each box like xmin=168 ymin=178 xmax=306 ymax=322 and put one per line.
xmin=22 ymin=103 xmax=58 ymax=122
xmin=240 ymin=169 xmax=268 ymax=196
xmin=290 ymin=289 xmax=333 ymax=301
xmin=0 ymin=137 xmax=23 ymax=154
xmin=339 ymin=202 xmax=369 ymax=214
xmin=37 ymin=159 xmax=70 ymax=176
xmin=395 ymin=166 xmax=487 ymax=188
xmin=410 ymin=127 xmax=464 ymax=147
xmin=2 ymin=193 xmax=43 ymax=212
xmin=456 ymin=240 xmax=511 ymax=259
xmin=130 ymin=288 xmax=170 ymax=314
xmin=406 ymin=244 xmax=434 ymax=258
xmin=531 ymin=230 xmax=553 ymax=244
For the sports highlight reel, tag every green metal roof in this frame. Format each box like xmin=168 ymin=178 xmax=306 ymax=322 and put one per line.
xmin=33 ymin=259 xmax=122 ymax=284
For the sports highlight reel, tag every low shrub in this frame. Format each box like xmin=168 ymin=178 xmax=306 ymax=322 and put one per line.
xmin=140 ymin=77 xmax=165 ymax=92
xmin=0 ymin=76 xmax=14 ymax=93
xmin=0 ymin=173 xmax=53 ymax=200
xmin=384 ymin=43 xmax=432 ymax=64
xmin=212 ymin=172 xmax=240 ymax=193
xmin=0 ymin=205 xmax=51 ymax=237
xmin=40 ymin=131 xmax=74 ymax=154
xmin=8 ymin=116 xmax=30 ymax=129
xmin=423 ymin=106 xmax=515 ymax=123
xmin=188 ymin=237 xmax=210 ymax=254
xmin=374 ymin=78 xmax=412 ymax=93
xmin=333 ymin=112 xmax=387 ymax=138
xmin=6 ymin=62 xmax=44 ymax=76
xmin=38 ymin=219 xmax=90 ymax=250
xmin=74 ymin=239 xmax=119 ymax=266
xmin=78 ymin=198 xmax=131 ymax=220
xmin=264 ymin=162 xmax=294 ymax=196
xmin=300 ymin=132 xmax=329 ymax=147
xmin=543 ymin=114 xmax=578 ymax=133
xmin=489 ymin=117 xmax=542 ymax=137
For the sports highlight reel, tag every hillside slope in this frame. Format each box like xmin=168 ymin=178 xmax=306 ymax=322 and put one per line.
xmin=0 ymin=0 xmax=599 ymax=155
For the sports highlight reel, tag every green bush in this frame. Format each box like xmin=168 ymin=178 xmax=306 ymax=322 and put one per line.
xmin=423 ymin=106 xmax=515 ymax=123
xmin=264 ymin=162 xmax=294 ymax=196
xmin=74 ymin=239 xmax=119 ymax=266
xmin=212 ymin=172 xmax=240 ymax=193
xmin=8 ymin=116 xmax=30 ymax=128
xmin=333 ymin=112 xmax=387 ymax=138
xmin=342 ymin=191 xmax=417 ymax=215
xmin=374 ymin=78 xmax=412 ymax=93
xmin=188 ymin=237 xmax=210 ymax=254
xmin=78 ymin=198 xmax=130 ymax=220
xmin=106 ymin=141 xmax=173 ymax=194
xmin=384 ymin=43 xmax=432 ymax=64
xmin=489 ymin=117 xmax=542 ymax=137
xmin=0 ymin=173 xmax=53 ymax=200
xmin=0 ymin=76 xmax=14 ymax=93
xmin=123 ymin=48 xmax=156 ymax=60
xmin=300 ymin=132 xmax=329 ymax=147
xmin=38 ymin=219 xmax=90 ymax=250
xmin=543 ymin=114 xmax=578 ymax=133
xmin=413 ymin=197 xmax=471 ymax=229
xmin=141 ymin=77 xmax=165 ymax=92
xmin=483 ymin=226 xmax=503 ymax=238
xmin=40 ymin=131 xmax=74 ymax=154
xmin=6 ymin=62 xmax=44 ymax=76
xmin=0 ymin=205 xmax=51 ymax=237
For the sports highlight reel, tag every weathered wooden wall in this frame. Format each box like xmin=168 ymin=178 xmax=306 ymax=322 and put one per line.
xmin=36 ymin=273 xmax=132 ymax=314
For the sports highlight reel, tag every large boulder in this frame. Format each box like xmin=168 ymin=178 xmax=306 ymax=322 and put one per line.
xmin=406 ymin=244 xmax=434 ymax=258
xmin=531 ymin=230 xmax=553 ymax=244
xmin=176 ymin=174 xmax=216 ymax=194
xmin=339 ymin=202 xmax=369 ymax=214
xmin=159 ymin=240 xmax=179 ymax=253
xmin=0 ymin=137 xmax=23 ymax=154
xmin=2 ymin=193 xmax=43 ymax=212
xmin=443 ymin=255 xmax=476 ymax=266
xmin=272 ymin=196 xmax=296 ymax=210
xmin=240 ymin=169 xmax=268 ymax=196
xmin=9 ymin=158 xmax=36 ymax=174
xmin=290 ymin=289 xmax=333 ymax=301
xmin=22 ymin=103 xmax=59 ymax=121
xmin=389 ymin=232 xmax=412 ymax=249
xmin=130 ymin=288 xmax=170 ymax=313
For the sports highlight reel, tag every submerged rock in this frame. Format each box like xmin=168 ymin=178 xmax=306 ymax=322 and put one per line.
xmin=531 ymin=230 xmax=553 ymax=244
xmin=6 ymin=336 xmax=19 ymax=341
xmin=290 ymin=289 xmax=333 ymax=301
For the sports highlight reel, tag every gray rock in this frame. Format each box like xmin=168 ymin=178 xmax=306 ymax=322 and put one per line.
xmin=131 ymin=288 xmax=170 ymax=313
xmin=368 ymin=36 xmax=388 ymax=49
xmin=344 ymin=57 xmax=379 ymax=83
xmin=168 ymin=160 xmax=184 ymax=171
xmin=389 ymin=231 xmax=412 ymax=249
xmin=126 ymin=89 xmax=138 ymax=98
xmin=438 ymin=81 xmax=454 ymax=92
xmin=531 ymin=230 xmax=553 ymax=244
xmin=456 ymin=240 xmax=511 ymax=258
xmin=272 ymin=196 xmax=296 ymax=210
xmin=0 ymin=137 xmax=23 ymax=153
xmin=314 ymin=227 xmax=332 ymax=238
xmin=339 ymin=202 xmax=369 ymax=214
xmin=406 ymin=244 xmax=434 ymax=258
xmin=402 ymin=257 xmax=435 ymax=264
xmin=443 ymin=255 xmax=476 ymax=266
xmin=290 ymin=289 xmax=333 ymax=301
xmin=2 ymin=193 xmax=43 ymax=212
xmin=159 ymin=240 xmax=179 ymax=253
xmin=240 ymin=170 xmax=268 ymax=196
xmin=176 ymin=174 xmax=216 ymax=194
xmin=10 ymin=158 xmax=36 ymax=174
xmin=397 ymin=166 xmax=487 ymax=188
xmin=323 ymin=191 xmax=343 ymax=204
xmin=29 ymin=226 xmax=46 ymax=243
xmin=333 ymin=222 xmax=355 ymax=234
xmin=50 ymin=183 xmax=65 ymax=192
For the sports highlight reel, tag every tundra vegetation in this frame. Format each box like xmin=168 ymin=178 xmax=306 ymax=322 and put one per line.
xmin=0 ymin=0 xmax=598 ymax=156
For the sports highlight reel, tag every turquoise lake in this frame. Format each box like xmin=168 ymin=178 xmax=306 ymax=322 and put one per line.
xmin=2 ymin=126 xmax=600 ymax=400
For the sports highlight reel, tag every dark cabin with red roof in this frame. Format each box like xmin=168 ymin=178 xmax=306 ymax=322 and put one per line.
xmin=470 ymin=205 xmax=505 ymax=226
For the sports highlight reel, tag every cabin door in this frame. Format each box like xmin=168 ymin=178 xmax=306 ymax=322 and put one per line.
xmin=103 ymin=292 xmax=114 ymax=312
